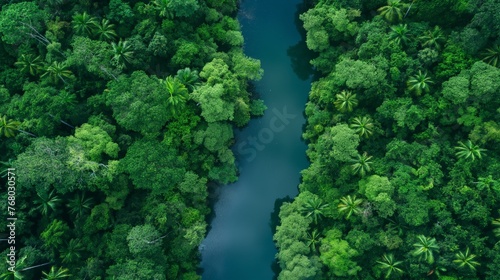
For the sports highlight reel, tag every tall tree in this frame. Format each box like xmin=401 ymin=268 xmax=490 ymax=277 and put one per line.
xmin=93 ymin=19 xmax=117 ymax=41
xmin=14 ymin=54 xmax=43 ymax=76
xmin=455 ymin=140 xmax=486 ymax=161
xmin=41 ymin=267 xmax=71 ymax=280
xmin=350 ymin=152 xmax=373 ymax=177
xmin=482 ymin=45 xmax=500 ymax=67
xmin=72 ymin=12 xmax=97 ymax=36
xmin=377 ymin=0 xmax=405 ymax=23
xmin=41 ymin=61 xmax=74 ymax=84
xmin=111 ymin=40 xmax=134 ymax=68
xmin=419 ymin=26 xmax=445 ymax=50
xmin=453 ymin=248 xmax=480 ymax=271
xmin=161 ymin=76 xmax=189 ymax=115
xmin=337 ymin=195 xmax=363 ymax=219
xmin=376 ymin=254 xmax=404 ymax=279
xmin=350 ymin=116 xmax=374 ymax=138
xmin=412 ymin=235 xmax=439 ymax=264
xmin=389 ymin=24 xmax=410 ymax=46
xmin=334 ymin=90 xmax=358 ymax=113
xmin=0 ymin=115 xmax=21 ymax=138
xmin=300 ymin=197 xmax=329 ymax=224
xmin=34 ymin=189 xmax=60 ymax=217
xmin=407 ymin=70 xmax=433 ymax=95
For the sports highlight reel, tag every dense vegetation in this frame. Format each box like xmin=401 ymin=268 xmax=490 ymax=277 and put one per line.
xmin=0 ymin=0 xmax=265 ymax=279
xmin=274 ymin=0 xmax=500 ymax=279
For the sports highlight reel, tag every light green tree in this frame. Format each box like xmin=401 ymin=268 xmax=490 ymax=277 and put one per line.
xmin=407 ymin=70 xmax=433 ymax=95
xmin=455 ymin=140 xmax=486 ymax=161
xmin=72 ymin=12 xmax=97 ymax=36
xmin=41 ymin=266 xmax=71 ymax=280
xmin=0 ymin=116 xmax=21 ymax=138
xmin=389 ymin=24 xmax=410 ymax=46
xmin=93 ymin=19 xmax=117 ymax=41
xmin=15 ymin=54 xmax=43 ymax=76
xmin=320 ymin=229 xmax=361 ymax=277
xmin=376 ymin=254 xmax=404 ymax=279
xmin=412 ymin=235 xmax=439 ymax=264
xmin=300 ymin=197 xmax=329 ymax=224
xmin=419 ymin=26 xmax=445 ymax=50
xmin=162 ymin=76 xmax=189 ymax=115
xmin=337 ymin=195 xmax=363 ymax=219
xmin=378 ymin=0 xmax=405 ymax=23
xmin=111 ymin=40 xmax=134 ymax=68
xmin=350 ymin=152 xmax=373 ymax=177
xmin=350 ymin=116 xmax=374 ymax=138
xmin=453 ymin=248 xmax=480 ymax=271
xmin=41 ymin=61 xmax=74 ymax=84
xmin=334 ymin=90 xmax=358 ymax=113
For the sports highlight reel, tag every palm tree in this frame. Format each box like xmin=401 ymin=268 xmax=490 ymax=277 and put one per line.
xmin=162 ymin=76 xmax=189 ymax=115
xmin=175 ymin=68 xmax=200 ymax=91
xmin=41 ymin=266 xmax=71 ymax=279
xmin=0 ymin=256 xmax=51 ymax=280
xmin=301 ymin=197 xmax=329 ymax=224
xmin=419 ymin=26 xmax=445 ymax=50
xmin=473 ymin=175 xmax=498 ymax=192
xmin=72 ymin=12 xmax=97 ymax=36
xmin=334 ymin=90 xmax=358 ymax=113
xmin=493 ymin=218 xmax=500 ymax=246
xmin=111 ymin=40 xmax=134 ymax=68
xmin=389 ymin=24 xmax=410 ymax=46
xmin=305 ymin=230 xmax=321 ymax=252
xmin=412 ymin=235 xmax=439 ymax=264
xmin=67 ymin=192 xmax=94 ymax=219
xmin=0 ymin=116 xmax=21 ymax=138
xmin=455 ymin=140 xmax=486 ymax=161
xmin=378 ymin=0 xmax=405 ymax=23
xmin=153 ymin=0 xmax=173 ymax=18
xmin=34 ymin=189 xmax=60 ymax=217
xmin=350 ymin=116 xmax=374 ymax=138
xmin=41 ymin=61 xmax=73 ymax=84
xmin=338 ymin=195 xmax=363 ymax=219
xmin=482 ymin=45 xmax=500 ymax=67
xmin=93 ymin=19 xmax=117 ymax=41
xmin=14 ymin=54 xmax=43 ymax=76
xmin=350 ymin=152 xmax=373 ymax=177
xmin=0 ymin=159 xmax=14 ymax=178
xmin=453 ymin=248 xmax=480 ymax=271
xmin=407 ymin=70 xmax=433 ymax=95
xmin=59 ymin=239 xmax=84 ymax=264
xmin=376 ymin=254 xmax=404 ymax=279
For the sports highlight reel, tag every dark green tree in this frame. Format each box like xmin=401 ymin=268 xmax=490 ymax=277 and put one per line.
xmin=72 ymin=12 xmax=97 ymax=36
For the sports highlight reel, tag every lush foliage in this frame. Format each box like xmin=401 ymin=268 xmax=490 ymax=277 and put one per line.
xmin=0 ymin=0 xmax=263 ymax=279
xmin=275 ymin=0 xmax=500 ymax=279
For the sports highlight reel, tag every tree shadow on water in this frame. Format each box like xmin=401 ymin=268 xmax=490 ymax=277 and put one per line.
xmin=269 ymin=195 xmax=294 ymax=280
xmin=287 ymin=0 xmax=317 ymax=81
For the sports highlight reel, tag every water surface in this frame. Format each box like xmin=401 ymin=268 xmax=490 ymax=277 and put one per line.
xmin=200 ymin=0 xmax=313 ymax=279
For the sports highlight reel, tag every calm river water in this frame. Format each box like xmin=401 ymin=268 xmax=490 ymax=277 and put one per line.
xmin=200 ymin=0 xmax=314 ymax=279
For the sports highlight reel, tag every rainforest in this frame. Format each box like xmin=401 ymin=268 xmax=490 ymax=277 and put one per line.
xmin=0 ymin=0 xmax=500 ymax=279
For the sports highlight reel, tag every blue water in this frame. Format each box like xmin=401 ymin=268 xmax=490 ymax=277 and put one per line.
xmin=200 ymin=0 xmax=313 ymax=279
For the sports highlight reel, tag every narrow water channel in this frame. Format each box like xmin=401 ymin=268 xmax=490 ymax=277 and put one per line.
xmin=200 ymin=0 xmax=314 ymax=279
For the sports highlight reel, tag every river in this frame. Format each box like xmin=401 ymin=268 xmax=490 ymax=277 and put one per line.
xmin=200 ymin=0 xmax=314 ymax=279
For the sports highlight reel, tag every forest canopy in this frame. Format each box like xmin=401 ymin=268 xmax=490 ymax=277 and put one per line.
xmin=274 ymin=0 xmax=500 ymax=279
xmin=0 ymin=0 xmax=263 ymax=279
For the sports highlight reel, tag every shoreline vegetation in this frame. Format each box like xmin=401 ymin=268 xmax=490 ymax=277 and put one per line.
xmin=274 ymin=0 xmax=500 ymax=279
xmin=0 ymin=0 xmax=264 ymax=279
